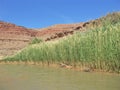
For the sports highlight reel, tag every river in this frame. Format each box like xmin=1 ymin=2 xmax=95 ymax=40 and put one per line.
xmin=0 ymin=64 xmax=120 ymax=90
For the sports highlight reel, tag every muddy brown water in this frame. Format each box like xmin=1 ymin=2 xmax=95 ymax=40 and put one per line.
xmin=0 ymin=64 xmax=120 ymax=90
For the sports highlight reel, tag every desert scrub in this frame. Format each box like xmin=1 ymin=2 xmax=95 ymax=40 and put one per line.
xmin=4 ymin=22 xmax=120 ymax=73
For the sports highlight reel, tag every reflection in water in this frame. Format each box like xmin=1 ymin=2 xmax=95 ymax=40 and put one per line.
xmin=0 ymin=65 xmax=120 ymax=90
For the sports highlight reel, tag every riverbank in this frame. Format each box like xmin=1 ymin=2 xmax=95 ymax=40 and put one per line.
xmin=2 ymin=13 xmax=120 ymax=74
xmin=0 ymin=60 xmax=119 ymax=74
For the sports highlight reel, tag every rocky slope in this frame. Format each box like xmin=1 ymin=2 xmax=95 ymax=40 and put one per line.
xmin=36 ymin=23 xmax=87 ymax=40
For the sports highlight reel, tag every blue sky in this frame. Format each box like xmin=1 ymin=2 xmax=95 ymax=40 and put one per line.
xmin=0 ymin=0 xmax=120 ymax=28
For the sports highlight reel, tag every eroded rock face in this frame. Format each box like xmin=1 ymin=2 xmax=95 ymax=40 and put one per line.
xmin=0 ymin=21 xmax=38 ymax=39
xmin=83 ymin=22 xmax=90 ymax=27
xmin=38 ymin=23 xmax=85 ymax=41
xmin=0 ymin=21 xmax=38 ymax=56
xmin=74 ymin=26 xmax=82 ymax=30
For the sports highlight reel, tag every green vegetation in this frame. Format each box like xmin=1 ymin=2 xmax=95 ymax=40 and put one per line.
xmin=4 ymin=12 xmax=120 ymax=73
xmin=30 ymin=38 xmax=43 ymax=44
xmin=101 ymin=12 xmax=120 ymax=25
xmin=86 ymin=12 xmax=120 ymax=29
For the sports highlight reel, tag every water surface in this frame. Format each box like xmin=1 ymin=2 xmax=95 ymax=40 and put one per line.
xmin=0 ymin=65 xmax=120 ymax=90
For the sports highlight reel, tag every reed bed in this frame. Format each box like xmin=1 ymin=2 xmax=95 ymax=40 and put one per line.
xmin=4 ymin=22 xmax=120 ymax=73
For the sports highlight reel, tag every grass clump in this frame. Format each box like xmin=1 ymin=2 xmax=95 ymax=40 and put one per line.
xmin=86 ymin=12 xmax=120 ymax=29
xmin=30 ymin=38 xmax=43 ymax=44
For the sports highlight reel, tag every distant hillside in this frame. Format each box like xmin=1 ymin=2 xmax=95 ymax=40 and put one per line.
xmin=36 ymin=12 xmax=120 ymax=41
xmin=0 ymin=21 xmax=37 ymax=56
xmin=0 ymin=21 xmax=37 ymax=40
xmin=1 ymin=12 xmax=120 ymax=41
xmin=0 ymin=11 xmax=120 ymax=56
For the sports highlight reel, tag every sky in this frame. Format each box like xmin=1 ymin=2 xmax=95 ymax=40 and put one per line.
xmin=0 ymin=0 xmax=120 ymax=28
